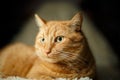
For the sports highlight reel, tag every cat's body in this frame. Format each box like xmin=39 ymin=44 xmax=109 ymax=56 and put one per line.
xmin=0 ymin=43 xmax=36 ymax=77
xmin=0 ymin=13 xmax=96 ymax=80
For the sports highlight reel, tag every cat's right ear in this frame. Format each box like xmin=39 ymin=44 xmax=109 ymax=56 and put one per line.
xmin=34 ymin=14 xmax=46 ymax=27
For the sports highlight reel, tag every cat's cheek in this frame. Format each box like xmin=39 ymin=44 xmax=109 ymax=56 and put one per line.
xmin=36 ymin=51 xmax=48 ymax=62
xmin=55 ymin=44 xmax=65 ymax=51
xmin=36 ymin=50 xmax=41 ymax=57
xmin=35 ymin=48 xmax=44 ymax=57
xmin=59 ymin=53 xmax=70 ymax=61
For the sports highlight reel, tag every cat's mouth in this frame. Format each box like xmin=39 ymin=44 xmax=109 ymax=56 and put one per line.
xmin=40 ymin=51 xmax=65 ymax=63
xmin=45 ymin=53 xmax=59 ymax=59
xmin=37 ymin=50 xmax=67 ymax=63
xmin=41 ymin=54 xmax=60 ymax=63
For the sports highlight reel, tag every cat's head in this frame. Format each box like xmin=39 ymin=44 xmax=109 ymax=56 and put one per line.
xmin=35 ymin=12 xmax=85 ymax=63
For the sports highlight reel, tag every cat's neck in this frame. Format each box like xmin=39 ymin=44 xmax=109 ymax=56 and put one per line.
xmin=39 ymin=56 xmax=88 ymax=74
xmin=40 ymin=59 xmax=72 ymax=73
xmin=37 ymin=57 xmax=93 ymax=78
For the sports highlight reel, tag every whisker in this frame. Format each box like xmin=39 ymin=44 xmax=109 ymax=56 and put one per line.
xmin=55 ymin=49 xmax=89 ymax=66
xmin=56 ymin=50 xmax=70 ymax=54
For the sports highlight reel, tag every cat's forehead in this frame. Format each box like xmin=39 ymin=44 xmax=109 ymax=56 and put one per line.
xmin=40 ymin=21 xmax=71 ymax=31
xmin=38 ymin=21 xmax=71 ymax=36
xmin=46 ymin=21 xmax=70 ymax=27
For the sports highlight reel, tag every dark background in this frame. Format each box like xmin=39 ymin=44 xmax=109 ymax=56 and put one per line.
xmin=0 ymin=0 xmax=120 ymax=61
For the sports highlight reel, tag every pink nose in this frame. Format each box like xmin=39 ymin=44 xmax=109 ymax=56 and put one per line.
xmin=45 ymin=50 xmax=51 ymax=55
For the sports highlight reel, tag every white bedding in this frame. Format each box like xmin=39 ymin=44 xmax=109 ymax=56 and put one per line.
xmin=0 ymin=77 xmax=92 ymax=80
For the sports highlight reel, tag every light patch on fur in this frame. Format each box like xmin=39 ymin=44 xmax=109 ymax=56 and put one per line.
xmin=55 ymin=77 xmax=92 ymax=80
xmin=0 ymin=76 xmax=33 ymax=80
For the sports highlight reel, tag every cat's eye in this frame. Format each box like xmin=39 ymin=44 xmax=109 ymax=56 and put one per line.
xmin=55 ymin=36 xmax=64 ymax=42
xmin=40 ymin=38 xmax=45 ymax=42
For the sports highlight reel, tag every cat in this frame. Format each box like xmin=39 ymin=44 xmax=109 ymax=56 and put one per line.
xmin=11 ymin=2 xmax=119 ymax=80
xmin=0 ymin=12 xmax=96 ymax=80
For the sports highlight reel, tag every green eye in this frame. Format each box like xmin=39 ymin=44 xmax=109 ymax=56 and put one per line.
xmin=40 ymin=38 xmax=45 ymax=42
xmin=55 ymin=36 xmax=64 ymax=42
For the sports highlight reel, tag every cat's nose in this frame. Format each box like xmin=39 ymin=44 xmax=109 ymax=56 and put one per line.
xmin=45 ymin=50 xmax=51 ymax=55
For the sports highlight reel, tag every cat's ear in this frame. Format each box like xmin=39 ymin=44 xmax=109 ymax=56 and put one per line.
xmin=70 ymin=12 xmax=83 ymax=32
xmin=34 ymin=14 xmax=46 ymax=27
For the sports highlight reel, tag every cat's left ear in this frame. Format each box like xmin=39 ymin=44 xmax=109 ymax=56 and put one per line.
xmin=34 ymin=14 xmax=46 ymax=27
xmin=70 ymin=12 xmax=83 ymax=32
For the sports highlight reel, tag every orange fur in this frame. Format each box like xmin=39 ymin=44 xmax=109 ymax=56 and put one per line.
xmin=0 ymin=13 xmax=96 ymax=79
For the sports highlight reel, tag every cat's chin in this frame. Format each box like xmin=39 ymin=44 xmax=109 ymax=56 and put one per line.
xmin=42 ymin=58 xmax=59 ymax=63
xmin=36 ymin=52 xmax=62 ymax=63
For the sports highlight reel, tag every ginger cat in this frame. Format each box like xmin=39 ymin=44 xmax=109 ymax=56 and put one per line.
xmin=0 ymin=13 xmax=96 ymax=80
